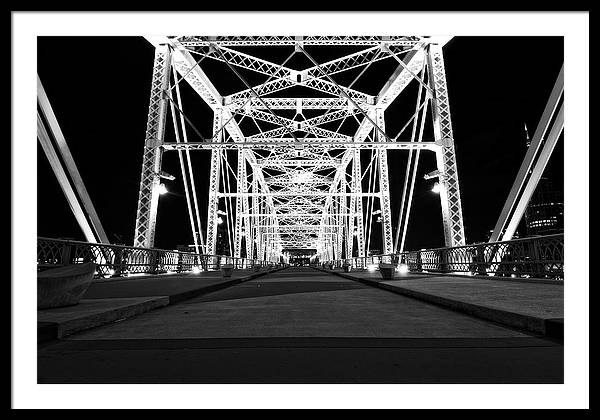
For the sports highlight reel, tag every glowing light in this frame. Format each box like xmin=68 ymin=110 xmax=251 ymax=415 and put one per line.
xmin=217 ymin=216 xmax=224 ymax=224
xmin=158 ymin=183 xmax=168 ymax=195
xmin=293 ymin=172 xmax=312 ymax=183
xmin=431 ymin=182 xmax=441 ymax=194
xmin=367 ymin=264 xmax=378 ymax=272
xmin=107 ymin=269 xmax=115 ymax=276
xmin=396 ymin=264 xmax=409 ymax=274
xmin=192 ymin=266 xmax=201 ymax=274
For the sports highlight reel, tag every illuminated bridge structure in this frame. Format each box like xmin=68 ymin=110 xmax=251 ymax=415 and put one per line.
xmin=131 ymin=35 xmax=469 ymax=264
xmin=38 ymin=35 xmax=563 ymax=273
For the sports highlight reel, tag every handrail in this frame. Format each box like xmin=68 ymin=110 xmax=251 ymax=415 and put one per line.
xmin=37 ymin=237 xmax=285 ymax=279
xmin=320 ymin=234 xmax=564 ymax=280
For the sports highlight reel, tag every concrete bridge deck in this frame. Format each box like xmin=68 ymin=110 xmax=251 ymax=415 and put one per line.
xmin=38 ymin=267 xmax=563 ymax=383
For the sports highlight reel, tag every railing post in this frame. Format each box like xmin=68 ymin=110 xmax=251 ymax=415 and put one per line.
xmin=474 ymin=244 xmax=487 ymax=276
xmin=60 ymin=242 xmax=74 ymax=266
xmin=149 ymin=250 xmax=158 ymax=274
xmin=113 ymin=248 xmax=125 ymax=277
xmin=176 ymin=252 xmax=183 ymax=273
xmin=530 ymin=237 xmax=542 ymax=278
xmin=440 ymin=249 xmax=450 ymax=273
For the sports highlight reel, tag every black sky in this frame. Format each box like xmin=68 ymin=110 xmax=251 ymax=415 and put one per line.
xmin=37 ymin=36 xmax=564 ymax=251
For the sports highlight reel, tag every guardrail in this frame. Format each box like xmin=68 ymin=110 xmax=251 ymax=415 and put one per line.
xmin=321 ymin=234 xmax=564 ymax=280
xmin=37 ymin=237 xmax=283 ymax=279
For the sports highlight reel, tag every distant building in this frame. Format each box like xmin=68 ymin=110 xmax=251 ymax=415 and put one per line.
xmin=524 ymin=176 xmax=564 ymax=236
xmin=521 ymin=122 xmax=564 ymax=236
xmin=177 ymin=225 xmax=230 ymax=256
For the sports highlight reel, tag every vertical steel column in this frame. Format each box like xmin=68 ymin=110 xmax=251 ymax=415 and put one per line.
xmin=243 ymin=170 xmax=252 ymax=259
xmin=233 ymin=149 xmax=246 ymax=258
xmin=205 ymin=112 xmax=223 ymax=255
xmin=376 ymin=110 xmax=394 ymax=255
xmin=427 ymin=43 xmax=466 ymax=247
xmin=134 ymin=44 xmax=172 ymax=248
xmin=256 ymin=195 xmax=264 ymax=261
xmin=250 ymin=174 xmax=259 ymax=260
xmin=353 ymin=149 xmax=366 ymax=258
xmin=337 ymin=183 xmax=344 ymax=260
xmin=347 ymin=168 xmax=356 ymax=259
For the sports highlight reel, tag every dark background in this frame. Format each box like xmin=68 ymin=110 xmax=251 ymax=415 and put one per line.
xmin=37 ymin=36 xmax=564 ymax=251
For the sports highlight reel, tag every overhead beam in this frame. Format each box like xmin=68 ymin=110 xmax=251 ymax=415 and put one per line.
xmin=162 ymin=141 xmax=437 ymax=150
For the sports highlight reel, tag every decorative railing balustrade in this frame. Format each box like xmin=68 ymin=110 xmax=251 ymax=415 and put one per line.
xmin=37 ymin=237 xmax=282 ymax=279
xmin=322 ymin=234 xmax=564 ymax=280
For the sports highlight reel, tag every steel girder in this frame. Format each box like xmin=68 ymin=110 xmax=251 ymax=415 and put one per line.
xmin=205 ymin=113 xmax=223 ymax=255
xmin=176 ymin=36 xmax=421 ymax=47
xmin=233 ymin=149 xmax=247 ymax=258
xmin=427 ymin=43 xmax=466 ymax=247
xmin=376 ymin=109 xmax=394 ymax=254
xmin=133 ymin=44 xmax=172 ymax=248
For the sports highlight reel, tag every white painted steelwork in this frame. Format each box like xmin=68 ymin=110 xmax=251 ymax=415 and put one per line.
xmin=134 ymin=36 xmax=466 ymax=261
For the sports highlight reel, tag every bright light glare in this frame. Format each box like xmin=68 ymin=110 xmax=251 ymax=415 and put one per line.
xmin=192 ymin=266 xmax=201 ymax=274
xmin=293 ymin=172 xmax=312 ymax=183
xmin=367 ymin=264 xmax=378 ymax=272
xmin=396 ymin=264 xmax=409 ymax=274
xmin=158 ymin=183 xmax=168 ymax=195
xmin=108 ymin=269 xmax=115 ymax=276
xmin=217 ymin=216 xmax=224 ymax=224
xmin=431 ymin=182 xmax=441 ymax=194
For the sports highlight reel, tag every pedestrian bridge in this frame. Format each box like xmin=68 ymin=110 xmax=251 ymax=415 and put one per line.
xmin=38 ymin=265 xmax=563 ymax=383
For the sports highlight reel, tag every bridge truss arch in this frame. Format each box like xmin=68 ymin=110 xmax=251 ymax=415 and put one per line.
xmin=133 ymin=35 xmax=466 ymax=262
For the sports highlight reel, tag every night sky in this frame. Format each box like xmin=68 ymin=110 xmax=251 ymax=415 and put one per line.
xmin=37 ymin=36 xmax=564 ymax=251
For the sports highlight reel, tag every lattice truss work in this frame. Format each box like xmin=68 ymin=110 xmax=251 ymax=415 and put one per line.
xmin=134 ymin=35 xmax=466 ymax=261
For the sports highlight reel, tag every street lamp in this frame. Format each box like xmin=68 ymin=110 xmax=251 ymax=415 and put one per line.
xmin=158 ymin=183 xmax=168 ymax=195
xmin=396 ymin=263 xmax=409 ymax=274
xmin=431 ymin=182 xmax=441 ymax=194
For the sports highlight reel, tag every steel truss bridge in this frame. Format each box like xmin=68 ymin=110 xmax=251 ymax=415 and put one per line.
xmin=38 ymin=35 xmax=563 ymax=268
xmin=130 ymin=35 xmax=467 ymax=264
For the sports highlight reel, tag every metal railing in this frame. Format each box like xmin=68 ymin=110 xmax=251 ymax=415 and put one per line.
xmin=37 ymin=237 xmax=284 ymax=279
xmin=322 ymin=234 xmax=564 ymax=280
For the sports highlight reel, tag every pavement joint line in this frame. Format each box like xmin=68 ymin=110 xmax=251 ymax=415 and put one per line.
xmin=44 ymin=336 xmax=561 ymax=350
xmin=316 ymin=267 xmax=563 ymax=340
xmin=38 ymin=267 xmax=287 ymax=344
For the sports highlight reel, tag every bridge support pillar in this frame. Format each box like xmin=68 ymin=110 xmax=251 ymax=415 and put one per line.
xmin=233 ymin=149 xmax=246 ymax=258
xmin=133 ymin=44 xmax=172 ymax=248
xmin=427 ymin=43 xmax=466 ymax=247
xmin=353 ymin=149 xmax=366 ymax=259
xmin=376 ymin=110 xmax=394 ymax=255
xmin=205 ymin=112 xmax=223 ymax=255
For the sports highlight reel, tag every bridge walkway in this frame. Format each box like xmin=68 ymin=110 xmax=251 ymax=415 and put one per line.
xmin=38 ymin=267 xmax=563 ymax=383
